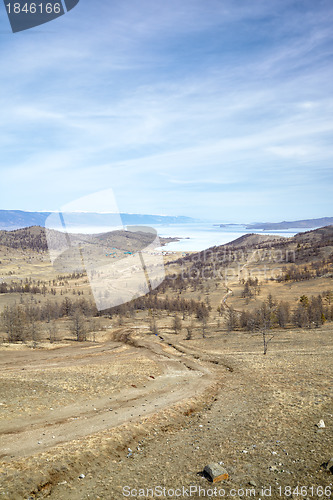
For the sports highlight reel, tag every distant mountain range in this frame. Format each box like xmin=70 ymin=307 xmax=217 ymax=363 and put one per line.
xmin=216 ymin=217 xmax=333 ymax=231
xmin=0 ymin=210 xmax=195 ymax=230
xmin=245 ymin=217 xmax=333 ymax=230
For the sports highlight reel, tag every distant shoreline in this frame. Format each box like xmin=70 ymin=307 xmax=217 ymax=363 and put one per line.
xmin=214 ymin=217 xmax=333 ymax=231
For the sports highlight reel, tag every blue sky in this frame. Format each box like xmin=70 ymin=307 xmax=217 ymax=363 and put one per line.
xmin=0 ymin=0 xmax=332 ymax=222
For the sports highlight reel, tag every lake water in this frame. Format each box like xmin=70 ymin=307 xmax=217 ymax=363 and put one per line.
xmin=48 ymin=222 xmax=310 ymax=252
xmin=152 ymin=223 xmax=308 ymax=252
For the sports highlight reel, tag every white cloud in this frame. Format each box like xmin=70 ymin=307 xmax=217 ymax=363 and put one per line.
xmin=0 ymin=0 xmax=332 ymax=219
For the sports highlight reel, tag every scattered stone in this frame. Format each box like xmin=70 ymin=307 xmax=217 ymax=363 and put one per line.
xmin=248 ymin=480 xmax=257 ymax=487
xmin=79 ymin=474 xmax=85 ymax=479
xmin=321 ymin=458 xmax=333 ymax=474
xmin=316 ymin=419 xmax=325 ymax=428
xmin=203 ymin=463 xmax=229 ymax=483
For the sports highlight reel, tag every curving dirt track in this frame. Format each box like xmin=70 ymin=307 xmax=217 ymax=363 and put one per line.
xmin=1 ymin=326 xmax=332 ymax=500
xmin=0 ymin=336 xmax=215 ymax=462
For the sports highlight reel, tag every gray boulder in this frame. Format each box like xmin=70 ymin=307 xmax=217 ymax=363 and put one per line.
xmin=203 ymin=463 xmax=229 ymax=483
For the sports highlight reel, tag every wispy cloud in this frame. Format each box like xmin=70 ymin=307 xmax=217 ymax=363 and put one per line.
xmin=0 ymin=0 xmax=332 ymax=221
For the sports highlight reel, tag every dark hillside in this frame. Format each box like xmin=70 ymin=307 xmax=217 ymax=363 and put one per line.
xmin=0 ymin=225 xmax=176 ymax=252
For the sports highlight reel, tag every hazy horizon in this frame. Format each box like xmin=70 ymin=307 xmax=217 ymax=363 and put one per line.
xmin=1 ymin=208 xmax=332 ymax=226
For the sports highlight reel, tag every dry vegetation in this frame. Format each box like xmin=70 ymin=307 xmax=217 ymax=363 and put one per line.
xmin=0 ymin=225 xmax=332 ymax=499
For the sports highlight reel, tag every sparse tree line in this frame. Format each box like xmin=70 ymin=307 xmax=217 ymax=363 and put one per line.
xmin=0 ymin=281 xmax=48 ymax=295
xmin=149 ymin=313 xmax=208 ymax=339
xmin=0 ymin=291 xmax=211 ymax=343
xmin=155 ymin=274 xmax=219 ymax=293
xmin=226 ymin=291 xmax=333 ymax=332
xmin=56 ymin=272 xmax=86 ymax=281
xmin=292 ymin=233 xmax=333 ymax=263
xmin=0 ymin=281 xmax=78 ymax=296
xmin=276 ymin=256 xmax=333 ymax=282
xmin=104 ymin=293 xmax=210 ymax=320
xmin=0 ymin=296 xmax=98 ymax=343
xmin=0 ymin=274 xmax=88 ymax=296
xmin=241 ymin=277 xmax=261 ymax=298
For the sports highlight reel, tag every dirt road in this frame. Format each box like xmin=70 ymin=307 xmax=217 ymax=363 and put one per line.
xmin=0 ymin=327 xmax=332 ymax=500
xmin=0 ymin=337 xmax=214 ymax=461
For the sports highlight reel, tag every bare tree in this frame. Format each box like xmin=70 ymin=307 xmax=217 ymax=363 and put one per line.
xmin=88 ymin=318 xmax=99 ymax=342
xmin=226 ymin=307 xmax=238 ymax=332
xmin=201 ymin=317 xmax=207 ymax=338
xmin=185 ymin=326 xmax=192 ymax=340
xmin=276 ymin=301 xmax=290 ymax=328
xmin=70 ymin=309 xmax=87 ymax=342
xmin=149 ymin=319 xmax=158 ymax=335
xmin=185 ymin=319 xmax=194 ymax=340
xmin=262 ymin=327 xmax=274 ymax=355
xmin=27 ymin=315 xmax=41 ymax=346
xmin=1 ymin=304 xmax=27 ymax=343
xmin=47 ymin=321 xmax=58 ymax=343
xmin=172 ymin=315 xmax=182 ymax=334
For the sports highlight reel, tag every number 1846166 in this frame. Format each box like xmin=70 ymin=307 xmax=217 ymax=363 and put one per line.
xmin=6 ymin=3 xmax=62 ymax=14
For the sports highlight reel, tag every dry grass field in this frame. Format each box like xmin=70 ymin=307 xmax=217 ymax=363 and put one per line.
xmin=0 ymin=226 xmax=332 ymax=499
xmin=0 ymin=326 xmax=332 ymax=499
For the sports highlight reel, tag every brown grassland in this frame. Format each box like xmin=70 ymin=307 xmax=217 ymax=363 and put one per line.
xmin=0 ymin=226 xmax=332 ymax=499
